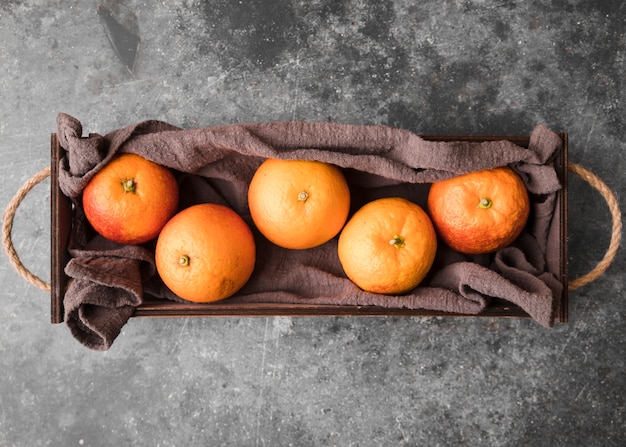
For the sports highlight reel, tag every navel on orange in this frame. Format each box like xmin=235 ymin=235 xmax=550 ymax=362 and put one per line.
xmin=247 ymin=158 xmax=350 ymax=250
xmin=82 ymin=153 xmax=179 ymax=245
xmin=155 ymin=203 xmax=256 ymax=303
xmin=337 ymin=197 xmax=437 ymax=295
xmin=427 ymin=166 xmax=530 ymax=254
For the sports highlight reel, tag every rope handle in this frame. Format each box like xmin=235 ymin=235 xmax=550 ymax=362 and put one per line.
xmin=567 ymin=163 xmax=622 ymax=290
xmin=1 ymin=163 xmax=622 ymax=293
xmin=2 ymin=166 xmax=52 ymax=292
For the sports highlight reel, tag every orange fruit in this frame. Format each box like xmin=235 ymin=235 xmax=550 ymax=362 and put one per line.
xmin=82 ymin=153 xmax=179 ymax=245
xmin=155 ymin=203 xmax=256 ymax=303
xmin=427 ymin=166 xmax=530 ymax=254
xmin=247 ymin=158 xmax=350 ymax=249
xmin=337 ymin=197 xmax=437 ymax=295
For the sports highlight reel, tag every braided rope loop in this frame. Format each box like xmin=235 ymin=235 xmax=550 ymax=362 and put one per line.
xmin=567 ymin=162 xmax=622 ymax=291
xmin=2 ymin=166 xmax=51 ymax=292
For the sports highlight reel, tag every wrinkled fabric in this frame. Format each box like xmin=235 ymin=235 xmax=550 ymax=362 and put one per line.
xmin=57 ymin=113 xmax=564 ymax=350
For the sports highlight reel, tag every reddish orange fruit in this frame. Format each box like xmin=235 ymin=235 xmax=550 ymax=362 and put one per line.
xmin=82 ymin=153 xmax=179 ymax=245
xmin=427 ymin=166 xmax=530 ymax=254
xmin=247 ymin=158 xmax=350 ymax=249
xmin=337 ymin=197 xmax=437 ymax=295
xmin=155 ymin=203 xmax=256 ymax=303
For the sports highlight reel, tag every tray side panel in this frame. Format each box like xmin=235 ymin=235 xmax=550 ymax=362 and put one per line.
xmin=134 ymin=299 xmax=531 ymax=319
xmin=558 ymin=132 xmax=569 ymax=322
xmin=51 ymin=134 xmax=71 ymax=324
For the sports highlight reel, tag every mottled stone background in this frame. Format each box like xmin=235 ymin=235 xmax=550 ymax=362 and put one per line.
xmin=0 ymin=1 xmax=624 ymax=446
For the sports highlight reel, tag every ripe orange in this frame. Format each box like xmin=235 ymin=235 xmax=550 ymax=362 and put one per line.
xmin=82 ymin=153 xmax=179 ymax=245
xmin=337 ymin=197 xmax=437 ymax=295
xmin=427 ymin=166 xmax=530 ymax=254
xmin=247 ymin=158 xmax=350 ymax=250
xmin=155 ymin=203 xmax=256 ymax=303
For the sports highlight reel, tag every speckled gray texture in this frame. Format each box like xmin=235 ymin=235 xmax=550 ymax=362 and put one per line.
xmin=1 ymin=1 xmax=624 ymax=446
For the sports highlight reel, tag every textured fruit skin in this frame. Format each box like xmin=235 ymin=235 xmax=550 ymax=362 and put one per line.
xmin=82 ymin=153 xmax=179 ymax=245
xmin=427 ymin=167 xmax=530 ymax=254
xmin=248 ymin=158 xmax=350 ymax=250
xmin=155 ymin=203 xmax=256 ymax=303
xmin=338 ymin=197 xmax=437 ymax=295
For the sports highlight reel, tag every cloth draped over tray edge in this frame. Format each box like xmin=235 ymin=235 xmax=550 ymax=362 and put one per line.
xmin=56 ymin=113 xmax=563 ymax=351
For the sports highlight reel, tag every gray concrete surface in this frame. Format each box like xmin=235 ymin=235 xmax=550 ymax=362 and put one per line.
xmin=1 ymin=0 xmax=624 ymax=446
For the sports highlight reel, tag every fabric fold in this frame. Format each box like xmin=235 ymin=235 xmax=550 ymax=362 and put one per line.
xmin=64 ymin=257 xmax=145 ymax=351
xmin=62 ymin=235 xmax=155 ymax=350
xmin=56 ymin=113 xmax=564 ymax=350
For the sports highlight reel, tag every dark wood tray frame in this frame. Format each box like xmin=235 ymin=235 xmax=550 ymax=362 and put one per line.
xmin=50 ymin=132 xmax=568 ymax=324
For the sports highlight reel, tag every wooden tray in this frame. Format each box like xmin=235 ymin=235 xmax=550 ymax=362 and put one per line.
xmin=50 ymin=132 xmax=568 ymax=324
